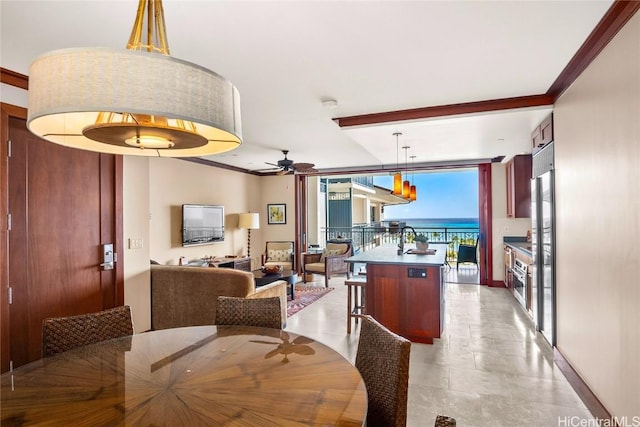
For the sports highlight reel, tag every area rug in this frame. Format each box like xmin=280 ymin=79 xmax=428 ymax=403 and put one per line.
xmin=287 ymin=285 xmax=333 ymax=317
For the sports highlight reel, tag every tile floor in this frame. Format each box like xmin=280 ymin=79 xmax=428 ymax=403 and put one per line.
xmin=286 ymin=272 xmax=594 ymax=427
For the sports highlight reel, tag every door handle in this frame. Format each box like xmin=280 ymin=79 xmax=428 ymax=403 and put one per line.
xmin=101 ymin=243 xmax=114 ymax=271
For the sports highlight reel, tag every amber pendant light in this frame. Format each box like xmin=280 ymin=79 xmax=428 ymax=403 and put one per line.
xmin=409 ymin=155 xmax=417 ymax=201
xmin=392 ymin=132 xmax=403 ymax=195
xmin=402 ymin=145 xmax=411 ymax=199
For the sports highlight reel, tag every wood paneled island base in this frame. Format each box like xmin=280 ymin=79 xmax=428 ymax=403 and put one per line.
xmin=346 ymin=244 xmax=446 ymax=344
xmin=366 ymin=263 xmax=444 ymax=344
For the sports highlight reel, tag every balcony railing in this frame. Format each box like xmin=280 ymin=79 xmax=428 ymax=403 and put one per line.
xmin=317 ymin=224 xmax=479 ymax=263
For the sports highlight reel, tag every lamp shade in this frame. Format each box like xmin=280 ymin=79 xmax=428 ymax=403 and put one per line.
xmin=410 ymin=185 xmax=417 ymax=201
xmin=27 ymin=48 xmax=242 ymax=157
xmin=239 ymin=213 xmax=260 ymax=229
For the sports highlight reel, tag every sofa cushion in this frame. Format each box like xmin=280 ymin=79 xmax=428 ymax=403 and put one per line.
xmin=305 ymin=262 xmax=326 ymax=273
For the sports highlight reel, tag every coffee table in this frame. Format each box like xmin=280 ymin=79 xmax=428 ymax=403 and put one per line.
xmin=253 ymin=269 xmax=298 ymax=300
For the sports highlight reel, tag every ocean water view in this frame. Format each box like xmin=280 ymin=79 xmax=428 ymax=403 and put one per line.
xmin=386 ymin=218 xmax=479 ymax=230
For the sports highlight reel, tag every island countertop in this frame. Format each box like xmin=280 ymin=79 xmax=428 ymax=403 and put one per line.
xmin=345 ymin=243 xmax=447 ymax=266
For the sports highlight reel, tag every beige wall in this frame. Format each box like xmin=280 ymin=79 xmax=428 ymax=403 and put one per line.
xmin=491 ymin=162 xmax=533 ymax=281
xmin=259 ymin=174 xmax=296 ymax=246
xmin=147 ymin=158 xmax=262 ymax=265
xmin=554 ymin=13 xmax=639 ymax=417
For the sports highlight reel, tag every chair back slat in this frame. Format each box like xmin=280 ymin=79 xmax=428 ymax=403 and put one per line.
xmin=215 ymin=296 xmax=283 ymax=329
xmin=42 ymin=306 xmax=133 ymax=357
xmin=355 ymin=315 xmax=411 ymax=427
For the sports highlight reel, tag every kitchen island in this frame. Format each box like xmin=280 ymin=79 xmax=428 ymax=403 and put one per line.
xmin=345 ymin=244 xmax=447 ymax=344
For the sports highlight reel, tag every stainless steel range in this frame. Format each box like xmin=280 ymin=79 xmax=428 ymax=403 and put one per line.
xmin=512 ymin=258 xmax=527 ymax=309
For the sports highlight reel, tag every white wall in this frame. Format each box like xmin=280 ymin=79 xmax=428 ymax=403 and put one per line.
xmin=491 ymin=162 xmax=533 ymax=281
xmin=306 ymin=176 xmax=320 ymax=246
xmin=0 ymin=83 xmax=27 ymax=107
xmin=352 ymin=197 xmax=366 ymax=224
xmin=123 ymin=156 xmax=151 ymax=332
xmin=554 ymin=12 xmax=639 ymax=418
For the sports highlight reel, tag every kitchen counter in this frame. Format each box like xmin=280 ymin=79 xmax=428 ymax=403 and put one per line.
xmin=345 ymin=243 xmax=447 ymax=266
xmin=504 ymin=239 xmax=533 ymax=257
xmin=345 ymin=244 xmax=446 ymax=344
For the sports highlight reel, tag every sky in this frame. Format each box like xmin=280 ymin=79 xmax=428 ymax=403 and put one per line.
xmin=373 ymin=169 xmax=479 ymax=219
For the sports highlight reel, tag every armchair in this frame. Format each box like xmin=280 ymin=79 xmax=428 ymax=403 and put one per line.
xmin=303 ymin=240 xmax=353 ymax=287
xmin=261 ymin=241 xmax=295 ymax=270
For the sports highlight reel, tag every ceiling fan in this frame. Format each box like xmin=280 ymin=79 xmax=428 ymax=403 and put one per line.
xmin=263 ymin=150 xmax=317 ymax=175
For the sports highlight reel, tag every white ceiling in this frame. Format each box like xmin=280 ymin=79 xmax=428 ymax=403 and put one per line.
xmin=0 ymin=0 xmax=613 ymax=173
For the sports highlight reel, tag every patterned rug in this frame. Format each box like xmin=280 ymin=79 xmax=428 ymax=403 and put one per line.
xmin=287 ymin=285 xmax=333 ymax=317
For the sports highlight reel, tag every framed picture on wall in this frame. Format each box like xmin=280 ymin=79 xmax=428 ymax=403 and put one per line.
xmin=267 ymin=203 xmax=286 ymax=224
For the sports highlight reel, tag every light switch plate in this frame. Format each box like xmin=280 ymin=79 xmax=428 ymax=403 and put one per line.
xmin=129 ymin=237 xmax=143 ymax=249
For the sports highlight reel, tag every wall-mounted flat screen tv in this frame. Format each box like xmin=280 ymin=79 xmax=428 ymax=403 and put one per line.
xmin=182 ymin=204 xmax=224 ymax=246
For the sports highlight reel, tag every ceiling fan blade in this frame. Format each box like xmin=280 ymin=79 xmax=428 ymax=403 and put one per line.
xmin=292 ymin=163 xmax=316 ymax=172
xmin=276 ymin=169 xmax=290 ymax=176
xmin=264 ymin=161 xmax=280 ymax=167
xmin=254 ymin=167 xmax=281 ymax=172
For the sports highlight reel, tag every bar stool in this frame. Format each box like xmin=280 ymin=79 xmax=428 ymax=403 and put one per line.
xmin=345 ymin=277 xmax=367 ymax=333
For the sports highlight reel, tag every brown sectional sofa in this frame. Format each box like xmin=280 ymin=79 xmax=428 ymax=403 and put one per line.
xmin=151 ymin=265 xmax=287 ymax=330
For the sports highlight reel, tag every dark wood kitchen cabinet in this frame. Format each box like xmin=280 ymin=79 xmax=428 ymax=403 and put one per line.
xmin=506 ymin=154 xmax=532 ymax=218
xmin=503 ymin=244 xmax=513 ymax=290
xmin=532 ymin=113 xmax=553 ymax=152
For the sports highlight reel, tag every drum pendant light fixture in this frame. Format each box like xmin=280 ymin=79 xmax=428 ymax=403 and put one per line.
xmin=26 ymin=0 xmax=242 ymax=157
xmin=392 ymin=132 xmax=403 ymax=195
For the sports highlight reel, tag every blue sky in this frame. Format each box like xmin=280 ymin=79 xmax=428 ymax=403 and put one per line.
xmin=373 ymin=169 xmax=479 ymax=219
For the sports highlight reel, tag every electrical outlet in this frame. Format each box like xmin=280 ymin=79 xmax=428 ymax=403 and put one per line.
xmin=129 ymin=237 xmax=143 ymax=249
xmin=504 ymin=226 xmax=510 ymax=233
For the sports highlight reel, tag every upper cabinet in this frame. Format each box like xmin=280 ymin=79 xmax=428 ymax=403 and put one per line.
xmin=506 ymin=154 xmax=532 ymax=218
xmin=531 ymin=113 xmax=553 ymax=152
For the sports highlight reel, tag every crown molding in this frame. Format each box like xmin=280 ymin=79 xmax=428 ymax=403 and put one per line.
xmin=0 ymin=68 xmax=28 ymax=90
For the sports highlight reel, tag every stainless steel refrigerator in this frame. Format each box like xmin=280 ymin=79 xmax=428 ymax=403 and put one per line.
xmin=531 ymin=142 xmax=556 ymax=346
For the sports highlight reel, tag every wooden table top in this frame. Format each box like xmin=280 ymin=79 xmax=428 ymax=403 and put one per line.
xmin=1 ymin=326 xmax=367 ymax=426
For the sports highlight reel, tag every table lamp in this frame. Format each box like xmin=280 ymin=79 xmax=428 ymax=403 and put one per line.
xmin=238 ymin=213 xmax=260 ymax=261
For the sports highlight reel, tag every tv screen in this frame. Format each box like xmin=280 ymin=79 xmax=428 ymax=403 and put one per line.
xmin=182 ymin=204 xmax=224 ymax=246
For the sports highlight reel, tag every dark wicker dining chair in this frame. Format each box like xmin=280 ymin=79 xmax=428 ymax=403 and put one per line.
xmin=457 ymin=236 xmax=479 ymax=270
xmin=434 ymin=414 xmax=457 ymax=426
xmin=42 ymin=305 xmax=134 ymax=357
xmin=355 ymin=315 xmax=411 ymax=427
xmin=215 ymin=296 xmax=283 ymax=329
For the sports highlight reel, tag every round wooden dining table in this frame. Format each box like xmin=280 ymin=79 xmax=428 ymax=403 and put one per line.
xmin=1 ymin=325 xmax=367 ymax=426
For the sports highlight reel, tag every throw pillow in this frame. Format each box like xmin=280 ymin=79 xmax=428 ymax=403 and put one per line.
xmin=268 ymin=249 xmax=291 ymax=262
xmin=320 ymin=248 xmax=343 ymax=262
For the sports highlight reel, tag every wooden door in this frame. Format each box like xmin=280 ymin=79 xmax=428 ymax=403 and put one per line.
xmin=2 ymin=106 xmax=123 ymax=371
